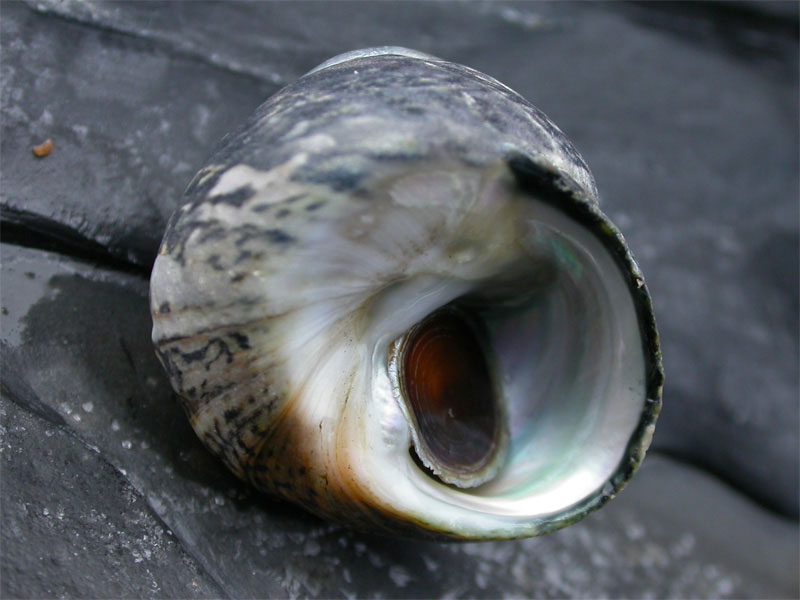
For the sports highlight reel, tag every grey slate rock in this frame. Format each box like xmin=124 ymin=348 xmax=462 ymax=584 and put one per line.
xmin=0 ymin=394 xmax=223 ymax=599
xmin=0 ymin=0 xmax=275 ymax=268
xmin=1 ymin=0 xmax=798 ymax=596
xmin=1 ymin=242 xmax=798 ymax=598
xmin=3 ymin=1 xmax=797 ymax=516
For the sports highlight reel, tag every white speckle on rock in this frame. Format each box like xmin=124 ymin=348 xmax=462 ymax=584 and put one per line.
xmin=111 ymin=419 xmax=121 ymax=431
xmin=703 ymin=564 xmax=719 ymax=579
xmin=671 ymin=532 xmax=696 ymax=558
xmin=303 ymin=540 xmax=320 ymax=557
xmin=625 ymin=521 xmax=645 ymax=541
xmin=5 ymin=104 xmax=28 ymax=124
xmin=71 ymin=414 xmax=81 ymax=422
xmin=422 ymin=554 xmax=439 ymax=572
xmin=72 ymin=124 xmax=89 ymax=141
xmin=366 ymin=550 xmax=384 ymax=569
xmin=193 ymin=104 xmax=211 ymax=141
xmin=81 ymin=402 xmax=93 ymax=413
xmin=591 ymin=551 xmax=609 ymax=567
xmin=173 ymin=161 xmax=193 ymax=174
xmin=614 ymin=212 xmax=633 ymax=229
xmin=497 ymin=5 xmax=545 ymax=29
xmin=717 ymin=577 xmax=735 ymax=596
xmin=148 ymin=495 xmax=165 ymax=514
xmin=474 ymin=562 xmax=490 ymax=589
xmin=121 ymin=440 xmax=132 ymax=449
xmin=388 ymin=565 xmax=411 ymax=588
xmin=639 ymin=542 xmax=670 ymax=569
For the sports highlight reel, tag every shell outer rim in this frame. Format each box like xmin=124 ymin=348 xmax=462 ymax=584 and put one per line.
xmin=495 ymin=150 xmax=664 ymax=539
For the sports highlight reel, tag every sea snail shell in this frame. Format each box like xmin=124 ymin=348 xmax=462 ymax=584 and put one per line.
xmin=150 ymin=47 xmax=663 ymax=540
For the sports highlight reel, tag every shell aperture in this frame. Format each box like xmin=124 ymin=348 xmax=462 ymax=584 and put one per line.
xmin=393 ymin=305 xmax=507 ymax=488
xmin=150 ymin=47 xmax=663 ymax=540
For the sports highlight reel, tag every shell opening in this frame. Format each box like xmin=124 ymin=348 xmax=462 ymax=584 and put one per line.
xmin=368 ymin=170 xmax=648 ymax=534
xmin=393 ymin=305 xmax=508 ymax=488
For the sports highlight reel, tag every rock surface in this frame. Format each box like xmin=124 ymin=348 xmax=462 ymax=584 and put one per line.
xmin=1 ymin=1 xmax=798 ymax=598
xmin=3 ymin=242 xmax=797 ymax=598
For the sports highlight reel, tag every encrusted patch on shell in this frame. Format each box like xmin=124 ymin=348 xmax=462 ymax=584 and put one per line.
xmin=150 ymin=47 xmax=663 ymax=540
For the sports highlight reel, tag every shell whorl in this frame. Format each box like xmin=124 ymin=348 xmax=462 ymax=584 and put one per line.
xmin=150 ymin=48 xmax=662 ymax=540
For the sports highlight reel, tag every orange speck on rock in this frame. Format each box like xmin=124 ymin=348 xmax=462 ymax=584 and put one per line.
xmin=32 ymin=139 xmax=53 ymax=158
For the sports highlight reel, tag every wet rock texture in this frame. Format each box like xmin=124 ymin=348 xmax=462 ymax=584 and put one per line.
xmin=1 ymin=1 xmax=798 ymax=598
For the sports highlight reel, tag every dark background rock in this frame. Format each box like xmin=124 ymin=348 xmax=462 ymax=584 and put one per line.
xmin=1 ymin=1 xmax=798 ymax=597
xmin=0 ymin=393 xmax=224 ymax=599
xmin=2 ymin=242 xmax=797 ymax=598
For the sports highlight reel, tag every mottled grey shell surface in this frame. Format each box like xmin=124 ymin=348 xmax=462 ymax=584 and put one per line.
xmin=150 ymin=48 xmax=662 ymax=540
